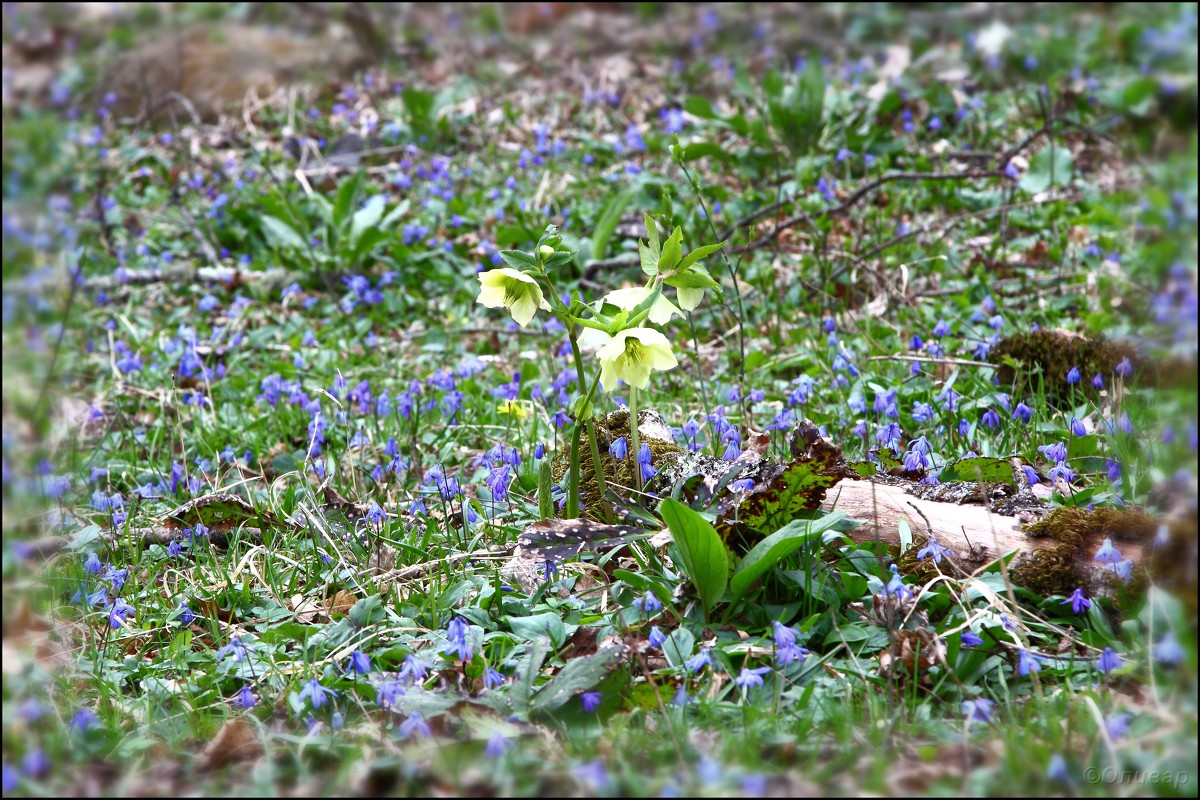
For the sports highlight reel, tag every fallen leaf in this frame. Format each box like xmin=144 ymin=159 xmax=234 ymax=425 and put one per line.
xmin=326 ymin=590 xmax=356 ymax=617
xmin=198 ymin=717 xmax=263 ymax=771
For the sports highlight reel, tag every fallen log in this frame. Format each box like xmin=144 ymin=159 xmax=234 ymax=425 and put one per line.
xmin=563 ymin=409 xmax=1186 ymax=600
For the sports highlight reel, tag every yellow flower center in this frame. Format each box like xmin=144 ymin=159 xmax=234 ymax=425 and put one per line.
xmin=623 ymin=337 xmax=645 ymax=361
xmin=504 ymin=284 xmax=526 ymax=305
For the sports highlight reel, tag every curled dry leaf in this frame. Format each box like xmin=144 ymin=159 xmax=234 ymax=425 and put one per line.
xmin=325 ymin=589 xmax=356 ymax=617
xmin=878 ymin=628 xmax=947 ymax=678
xmin=199 ymin=717 xmax=263 ymax=771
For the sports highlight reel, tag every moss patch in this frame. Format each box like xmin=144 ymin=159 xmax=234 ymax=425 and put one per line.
xmin=989 ymin=330 xmax=1136 ymax=408
xmin=552 ymin=409 xmax=685 ymax=520
xmin=1010 ymin=506 xmax=1157 ymax=598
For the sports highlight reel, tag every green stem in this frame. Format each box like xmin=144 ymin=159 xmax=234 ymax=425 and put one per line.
xmin=629 ymin=385 xmax=641 ymax=491
xmin=567 ymin=422 xmax=583 ymax=518
xmin=565 ymin=324 xmax=614 ymax=523
xmin=538 ymin=275 xmax=616 ymax=522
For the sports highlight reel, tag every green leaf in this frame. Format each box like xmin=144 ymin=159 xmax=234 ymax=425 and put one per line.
xmin=662 ymin=628 xmax=695 ymax=669
xmin=658 ymin=226 xmax=684 ymax=273
xmin=767 ymin=56 xmax=825 ymax=158
xmin=379 ymin=198 xmax=410 ymax=229
xmin=333 ymin=172 xmax=364 ymax=229
xmin=664 ymin=264 xmax=722 ymax=290
xmin=678 ymin=141 xmax=729 ymax=163
xmin=351 ymin=228 xmax=388 ymax=265
xmin=507 ymin=612 xmax=567 ymax=648
xmin=1118 ymin=77 xmax=1160 ymax=117
xmin=660 ymin=498 xmax=728 ymax=619
xmin=348 ymin=595 xmax=385 ymax=628
xmin=531 ymin=645 xmax=625 ymax=715
xmin=349 ymin=195 xmax=386 ymax=246
xmin=642 ymin=212 xmax=660 ymax=257
xmin=1020 ymin=146 xmax=1074 ymax=194
xmin=510 ymin=636 xmax=549 ymax=715
xmin=613 ymin=569 xmax=673 ymax=608
xmin=781 ymin=565 xmax=844 ymax=608
xmin=824 ymin=623 xmax=871 ymax=646
xmin=591 ymin=185 xmax=640 ymax=261
xmin=308 ymin=194 xmax=334 ymax=227
xmin=498 ymin=249 xmax=538 ymax=270
xmin=683 ymin=96 xmax=720 ymax=120
xmin=938 ymin=457 xmax=1016 ymax=490
xmin=260 ymin=216 xmax=307 ymax=250
xmin=729 ymin=512 xmax=845 ymax=604
xmin=638 ymin=240 xmax=658 ymax=276
xmin=675 ymin=241 xmax=728 ymax=272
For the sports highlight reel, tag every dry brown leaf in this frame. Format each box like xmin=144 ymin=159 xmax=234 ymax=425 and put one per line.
xmin=326 ymin=589 xmax=356 ymax=617
xmin=879 ymin=628 xmax=947 ymax=678
xmin=198 ymin=716 xmax=263 ymax=771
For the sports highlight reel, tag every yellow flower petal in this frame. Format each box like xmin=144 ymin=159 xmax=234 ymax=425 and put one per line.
xmin=604 ymin=286 xmax=682 ymax=325
xmin=596 ymin=327 xmax=677 ymax=391
xmin=676 ymin=286 xmax=705 ymax=311
xmin=476 ymin=268 xmax=547 ymax=327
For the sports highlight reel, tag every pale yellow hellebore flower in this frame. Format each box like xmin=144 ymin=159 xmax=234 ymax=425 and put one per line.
xmin=675 ymin=286 xmax=705 ymax=312
xmin=476 ymin=268 xmax=551 ymax=327
xmin=597 ymin=327 xmax=678 ymax=391
xmin=603 ymin=286 xmax=683 ymax=326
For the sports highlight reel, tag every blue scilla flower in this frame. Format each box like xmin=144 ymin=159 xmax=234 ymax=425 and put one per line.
xmin=1061 ymin=587 xmax=1090 ymax=614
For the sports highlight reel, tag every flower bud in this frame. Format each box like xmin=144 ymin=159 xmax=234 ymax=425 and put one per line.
xmin=539 ymin=245 xmax=555 ymax=258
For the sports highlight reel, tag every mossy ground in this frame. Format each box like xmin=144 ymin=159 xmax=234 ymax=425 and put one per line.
xmin=990 ymin=330 xmax=1137 ymax=409
xmin=551 ymin=409 xmax=686 ymax=520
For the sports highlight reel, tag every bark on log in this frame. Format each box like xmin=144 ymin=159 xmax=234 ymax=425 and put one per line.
xmin=824 ymin=478 xmax=1144 ymax=571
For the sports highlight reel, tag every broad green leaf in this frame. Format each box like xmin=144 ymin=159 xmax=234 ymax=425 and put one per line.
xmin=638 ymin=240 xmax=658 ymax=276
xmin=308 ymin=194 xmax=334 ymax=226
xmin=1020 ymin=145 xmax=1074 ymax=194
xmin=351 ymin=228 xmax=388 ymax=265
xmin=664 ymin=264 xmax=722 ymax=290
xmin=507 ymin=612 xmax=567 ymax=648
xmin=938 ymin=457 xmax=1016 ymax=490
xmin=1115 ymin=77 xmax=1160 ymax=117
xmin=825 ymin=623 xmax=871 ymax=645
xmin=683 ymin=96 xmax=721 ymax=120
xmin=591 ymin=185 xmax=640 ymax=261
xmin=675 ymin=241 xmax=728 ymax=272
xmin=658 ymin=226 xmax=684 ymax=273
xmin=531 ymin=645 xmax=625 ymax=715
xmin=662 ymin=628 xmax=695 ymax=669
xmin=349 ymin=195 xmax=386 ymax=246
xmin=348 ymin=595 xmax=385 ymax=628
xmin=729 ymin=512 xmax=845 ymax=603
xmin=781 ymin=565 xmax=844 ymax=608
xmin=660 ymin=498 xmax=728 ymax=619
xmin=544 ymin=251 xmax=574 ymax=271
xmin=379 ymin=198 xmax=410 ymax=229
xmin=678 ymin=141 xmax=729 ymax=163
xmin=642 ymin=212 xmax=660 ymax=257
xmin=498 ymin=249 xmax=538 ymax=270
xmin=260 ymin=216 xmax=307 ymax=250
xmin=613 ymin=569 xmax=673 ymax=608
xmin=333 ymin=172 xmax=364 ymax=229
xmin=510 ymin=636 xmax=549 ymax=715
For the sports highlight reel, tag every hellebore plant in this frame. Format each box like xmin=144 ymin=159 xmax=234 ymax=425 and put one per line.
xmin=475 ymin=217 xmax=725 ymax=517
